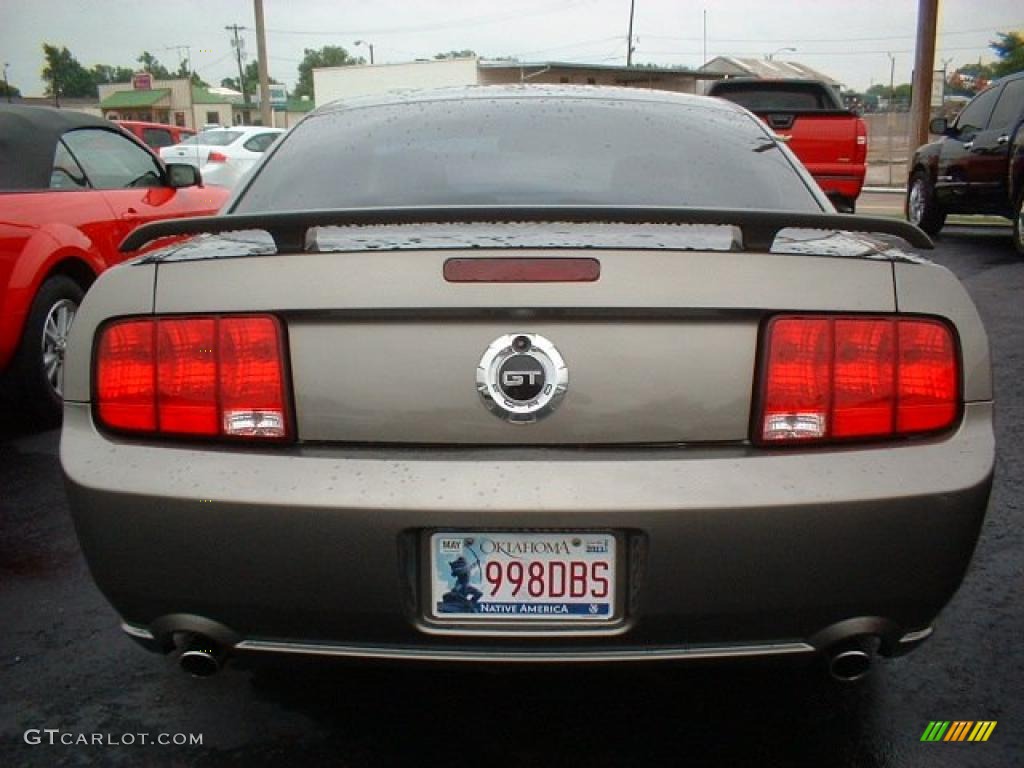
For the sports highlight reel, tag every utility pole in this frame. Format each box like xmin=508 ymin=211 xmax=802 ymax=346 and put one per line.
xmin=887 ymin=52 xmax=895 ymax=186
xmin=908 ymin=0 xmax=939 ymax=175
xmin=226 ymin=23 xmax=249 ymax=120
xmin=254 ymin=0 xmax=272 ymax=127
xmin=702 ymin=9 xmax=707 ymax=68
xmin=626 ymin=0 xmax=636 ymax=66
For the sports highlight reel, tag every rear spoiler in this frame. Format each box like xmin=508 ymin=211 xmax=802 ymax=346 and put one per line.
xmin=120 ymin=205 xmax=932 ymax=254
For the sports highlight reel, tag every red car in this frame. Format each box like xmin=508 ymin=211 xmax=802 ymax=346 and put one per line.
xmin=117 ymin=120 xmax=196 ymax=150
xmin=0 ymin=105 xmax=229 ymax=422
xmin=709 ymin=79 xmax=868 ymax=213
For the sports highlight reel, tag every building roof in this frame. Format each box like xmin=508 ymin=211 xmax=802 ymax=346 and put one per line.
xmin=99 ymin=88 xmax=171 ymax=109
xmin=479 ymin=60 xmax=713 ymax=77
xmin=191 ymin=86 xmax=238 ymax=105
xmin=285 ymin=98 xmax=315 ymax=113
xmin=701 ymin=57 xmax=840 ymax=87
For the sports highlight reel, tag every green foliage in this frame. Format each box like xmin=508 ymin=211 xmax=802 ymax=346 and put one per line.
xmin=136 ymin=51 xmax=172 ymax=79
xmin=172 ymin=60 xmax=209 ymax=87
xmin=220 ymin=60 xmax=279 ymax=99
xmin=41 ymin=43 xmax=97 ymax=98
xmin=989 ymin=31 xmax=1024 ymax=77
xmin=434 ymin=50 xmax=477 ymax=60
xmin=1 ymin=81 xmax=20 ymax=99
xmin=294 ymin=46 xmax=363 ymax=99
xmin=90 ymin=64 xmax=135 ymax=85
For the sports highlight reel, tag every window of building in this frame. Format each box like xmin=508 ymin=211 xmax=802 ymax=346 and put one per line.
xmin=206 ymin=111 xmax=220 ymax=125
xmin=174 ymin=112 xmax=186 ymax=127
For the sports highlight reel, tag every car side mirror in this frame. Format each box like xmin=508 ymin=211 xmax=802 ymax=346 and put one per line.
xmin=928 ymin=117 xmax=949 ymax=136
xmin=166 ymin=163 xmax=202 ymax=189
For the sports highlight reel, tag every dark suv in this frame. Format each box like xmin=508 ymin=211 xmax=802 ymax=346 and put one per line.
xmin=907 ymin=71 xmax=1024 ymax=254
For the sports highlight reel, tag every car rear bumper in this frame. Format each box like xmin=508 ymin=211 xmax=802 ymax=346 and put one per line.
xmin=807 ymin=165 xmax=866 ymax=200
xmin=62 ymin=400 xmax=994 ymax=662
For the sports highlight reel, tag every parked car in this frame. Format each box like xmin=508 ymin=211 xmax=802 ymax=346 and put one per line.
xmin=159 ymin=126 xmax=285 ymax=188
xmin=907 ymin=71 xmax=1024 ymax=254
xmin=116 ymin=120 xmax=196 ymax=151
xmin=708 ymin=78 xmax=868 ymax=213
xmin=63 ymin=87 xmax=992 ymax=684
xmin=0 ymin=105 xmax=230 ymax=422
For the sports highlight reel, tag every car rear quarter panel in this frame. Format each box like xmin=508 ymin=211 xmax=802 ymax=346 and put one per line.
xmin=0 ymin=192 xmax=115 ymax=370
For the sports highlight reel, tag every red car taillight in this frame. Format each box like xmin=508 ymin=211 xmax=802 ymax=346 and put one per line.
xmin=207 ymin=151 xmax=228 ymax=163
xmin=95 ymin=315 xmax=290 ymax=441
xmin=755 ymin=315 xmax=958 ymax=445
xmin=854 ymin=118 xmax=868 ymax=165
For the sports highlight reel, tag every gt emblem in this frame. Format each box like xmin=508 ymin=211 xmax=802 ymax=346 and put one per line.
xmin=476 ymin=334 xmax=568 ymax=423
xmin=502 ymin=370 xmax=541 ymax=387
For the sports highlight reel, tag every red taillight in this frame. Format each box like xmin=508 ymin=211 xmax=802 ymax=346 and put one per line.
xmin=854 ymin=118 xmax=868 ymax=165
xmin=756 ymin=315 xmax=958 ymax=445
xmin=95 ymin=315 xmax=290 ymax=441
xmin=207 ymin=151 xmax=228 ymax=163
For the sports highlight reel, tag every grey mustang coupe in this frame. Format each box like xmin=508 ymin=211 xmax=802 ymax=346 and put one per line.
xmin=62 ymin=86 xmax=993 ymax=683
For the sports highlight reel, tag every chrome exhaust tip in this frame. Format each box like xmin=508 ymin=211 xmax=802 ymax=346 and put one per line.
xmin=828 ymin=646 xmax=873 ymax=683
xmin=178 ymin=636 xmax=226 ymax=677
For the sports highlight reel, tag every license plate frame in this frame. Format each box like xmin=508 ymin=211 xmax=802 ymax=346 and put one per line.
xmin=425 ymin=530 xmax=621 ymax=625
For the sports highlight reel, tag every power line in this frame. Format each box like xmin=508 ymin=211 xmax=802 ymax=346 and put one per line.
xmin=638 ymin=22 xmax=1024 ymax=45
xmin=644 ymin=44 xmax=999 ymax=58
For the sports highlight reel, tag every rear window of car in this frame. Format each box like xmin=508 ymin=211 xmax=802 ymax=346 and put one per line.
xmin=180 ymin=130 xmax=242 ymax=146
xmin=712 ymin=84 xmax=836 ymax=111
xmin=234 ymin=97 xmax=821 ymax=212
xmin=142 ymin=128 xmax=174 ymax=148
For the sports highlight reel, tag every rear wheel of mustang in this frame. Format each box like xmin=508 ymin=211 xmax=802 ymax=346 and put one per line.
xmin=907 ymin=170 xmax=945 ymax=235
xmin=8 ymin=275 xmax=84 ymax=426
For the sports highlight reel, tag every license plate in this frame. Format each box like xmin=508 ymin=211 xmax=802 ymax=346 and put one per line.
xmin=428 ymin=532 xmax=616 ymax=621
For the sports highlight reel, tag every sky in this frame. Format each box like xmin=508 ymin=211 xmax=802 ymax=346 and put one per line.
xmin=2 ymin=0 xmax=1022 ymax=96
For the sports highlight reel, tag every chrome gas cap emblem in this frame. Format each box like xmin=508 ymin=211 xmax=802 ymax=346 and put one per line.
xmin=476 ymin=333 xmax=568 ymax=423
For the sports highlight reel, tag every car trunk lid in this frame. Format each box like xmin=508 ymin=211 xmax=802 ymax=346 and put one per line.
xmin=151 ymin=228 xmax=897 ymax=445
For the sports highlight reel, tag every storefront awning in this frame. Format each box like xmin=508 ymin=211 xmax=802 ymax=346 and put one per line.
xmin=100 ymin=88 xmax=171 ymax=109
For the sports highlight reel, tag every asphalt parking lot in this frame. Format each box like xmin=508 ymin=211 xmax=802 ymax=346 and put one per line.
xmin=1 ymin=224 xmax=1021 ymax=767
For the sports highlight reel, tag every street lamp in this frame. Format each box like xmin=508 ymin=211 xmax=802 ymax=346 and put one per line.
xmin=766 ymin=46 xmax=796 ymax=61
xmin=2 ymin=62 xmax=10 ymax=103
xmin=354 ymin=40 xmax=374 ymax=65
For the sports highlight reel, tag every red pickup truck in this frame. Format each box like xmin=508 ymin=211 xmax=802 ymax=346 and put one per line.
xmin=709 ymin=79 xmax=868 ymax=213
xmin=0 ymin=106 xmax=229 ymax=423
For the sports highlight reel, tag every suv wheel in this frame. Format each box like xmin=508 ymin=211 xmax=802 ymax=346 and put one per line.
xmin=9 ymin=275 xmax=84 ymax=426
xmin=907 ymin=171 xmax=946 ymax=235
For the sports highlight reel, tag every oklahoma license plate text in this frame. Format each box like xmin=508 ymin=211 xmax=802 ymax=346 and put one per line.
xmin=429 ymin=532 xmax=616 ymax=621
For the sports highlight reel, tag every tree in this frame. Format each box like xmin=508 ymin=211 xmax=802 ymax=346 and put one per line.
xmin=1 ymin=81 xmax=20 ymax=99
xmin=220 ymin=60 xmax=278 ymax=97
xmin=434 ymin=50 xmax=477 ymax=60
xmin=90 ymin=64 xmax=135 ymax=85
xmin=136 ymin=51 xmax=172 ymax=79
xmin=173 ymin=60 xmax=208 ymax=87
xmin=41 ymin=43 xmax=96 ymax=98
xmin=294 ymin=46 xmax=363 ymax=99
xmin=989 ymin=31 xmax=1024 ymax=78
